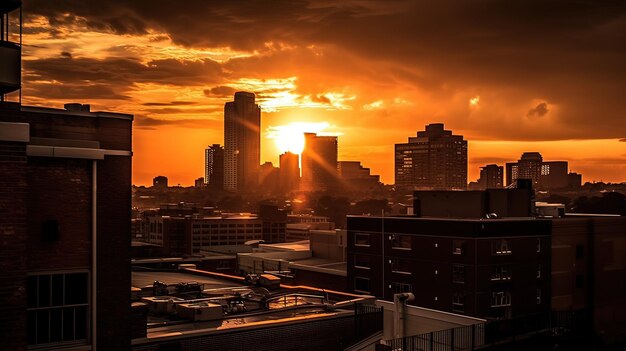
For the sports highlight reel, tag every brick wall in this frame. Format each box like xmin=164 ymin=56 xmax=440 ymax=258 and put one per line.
xmin=0 ymin=141 xmax=28 ymax=350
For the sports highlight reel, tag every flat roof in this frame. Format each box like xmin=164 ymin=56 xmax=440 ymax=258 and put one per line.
xmin=132 ymin=271 xmax=244 ymax=289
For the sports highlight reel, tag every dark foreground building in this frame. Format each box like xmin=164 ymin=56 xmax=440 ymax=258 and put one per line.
xmin=0 ymin=102 xmax=133 ymax=350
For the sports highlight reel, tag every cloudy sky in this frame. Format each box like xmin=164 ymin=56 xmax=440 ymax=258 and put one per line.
xmin=18 ymin=0 xmax=626 ymax=185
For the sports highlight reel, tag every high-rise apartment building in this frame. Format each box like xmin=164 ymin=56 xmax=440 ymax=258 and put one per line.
xmin=204 ymin=144 xmax=224 ymax=190
xmin=224 ymin=92 xmax=260 ymax=192
xmin=301 ymin=133 xmax=338 ymax=191
xmin=153 ymin=175 xmax=168 ymax=189
xmin=395 ymin=123 xmax=467 ymax=190
xmin=477 ymin=164 xmax=504 ymax=189
xmin=279 ymin=151 xmax=300 ymax=193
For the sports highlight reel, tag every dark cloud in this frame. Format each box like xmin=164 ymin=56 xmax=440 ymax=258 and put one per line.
xmin=60 ymin=51 xmax=72 ymax=58
xmin=619 ymin=138 xmax=626 ymax=142
xmin=204 ymin=86 xmax=236 ymax=97
xmin=22 ymin=0 xmax=626 ymax=141
xmin=23 ymin=83 xmax=131 ymax=100
xmin=311 ymin=94 xmax=331 ymax=104
xmin=142 ymin=101 xmax=197 ymax=106
xmin=527 ymin=102 xmax=549 ymax=118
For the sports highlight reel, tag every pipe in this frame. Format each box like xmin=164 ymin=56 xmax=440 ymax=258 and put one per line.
xmin=394 ymin=292 xmax=415 ymax=340
xmin=92 ymin=160 xmax=97 ymax=350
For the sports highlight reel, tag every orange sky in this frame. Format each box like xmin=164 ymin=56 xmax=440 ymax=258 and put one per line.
xmin=18 ymin=1 xmax=626 ymax=185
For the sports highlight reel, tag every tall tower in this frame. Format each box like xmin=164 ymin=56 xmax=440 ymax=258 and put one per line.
xmin=204 ymin=144 xmax=224 ymax=190
xmin=506 ymin=152 xmax=543 ymax=187
xmin=301 ymin=133 xmax=338 ymax=191
xmin=223 ymin=92 xmax=261 ymax=192
xmin=279 ymin=152 xmax=300 ymax=193
xmin=394 ymin=123 xmax=467 ymax=190
xmin=0 ymin=0 xmax=21 ymax=102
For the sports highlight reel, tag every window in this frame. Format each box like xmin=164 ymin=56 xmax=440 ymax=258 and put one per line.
xmin=390 ymin=234 xmax=411 ymax=250
xmin=354 ymin=233 xmax=371 ymax=247
xmin=391 ymin=282 xmax=412 ymax=294
xmin=452 ymin=265 xmax=465 ymax=283
xmin=576 ymin=245 xmax=584 ymax=260
xmin=453 ymin=293 xmax=465 ymax=313
xmin=354 ymin=255 xmax=371 ymax=269
xmin=390 ymin=258 xmax=412 ymax=274
xmin=354 ymin=277 xmax=371 ymax=294
xmin=27 ymin=272 xmax=89 ymax=346
xmin=491 ymin=291 xmax=511 ymax=307
xmin=492 ymin=239 xmax=512 ymax=255
xmin=452 ymin=240 xmax=466 ymax=255
xmin=491 ymin=265 xmax=512 ymax=281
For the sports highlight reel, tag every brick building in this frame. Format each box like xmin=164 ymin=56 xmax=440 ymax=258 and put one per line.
xmin=0 ymin=101 xmax=133 ymax=350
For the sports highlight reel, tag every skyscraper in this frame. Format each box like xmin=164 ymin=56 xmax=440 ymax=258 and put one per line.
xmin=395 ymin=123 xmax=467 ymax=190
xmin=224 ymin=92 xmax=261 ymax=192
xmin=204 ymin=144 xmax=224 ymax=190
xmin=279 ymin=152 xmax=300 ymax=193
xmin=301 ymin=133 xmax=338 ymax=191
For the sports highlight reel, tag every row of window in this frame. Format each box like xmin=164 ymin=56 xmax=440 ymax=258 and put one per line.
xmin=354 ymin=258 xmax=542 ymax=282
xmin=354 ymin=233 xmax=544 ymax=256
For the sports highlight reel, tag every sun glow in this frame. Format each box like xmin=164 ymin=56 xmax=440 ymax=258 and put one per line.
xmin=266 ymin=122 xmax=333 ymax=154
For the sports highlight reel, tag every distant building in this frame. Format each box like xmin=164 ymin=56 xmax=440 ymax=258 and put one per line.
xmin=153 ymin=175 xmax=168 ymax=189
xmin=506 ymin=152 xmax=576 ymax=189
xmin=395 ymin=123 xmax=467 ymax=190
xmin=337 ymin=161 xmax=381 ymax=192
xmin=567 ymin=172 xmax=582 ymax=188
xmin=224 ymin=92 xmax=260 ymax=192
xmin=301 ymin=133 xmax=338 ymax=191
xmin=279 ymin=151 xmax=300 ymax=193
xmin=144 ymin=209 xmax=263 ymax=256
xmin=1 ymin=101 xmax=133 ymax=350
xmin=204 ymin=144 xmax=224 ymax=190
xmin=477 ymin=164 xmax=503 ymax=189
xmin=259 ymin=203 xmax=287 ymax=243
xmin=194 ymin=177 xmax=204 ymax=188
xmin=258 ymin=161 xmax=279 ymax=194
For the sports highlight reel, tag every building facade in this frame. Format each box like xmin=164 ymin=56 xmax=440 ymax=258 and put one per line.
xmin=279 ymin=151 xmax=300 ymax=193
xmin=395 ymin=123 xmax=467 ymax=190
xmin=153 ymin=175 xmax=168 ymax=189
xmin=204 ymin=144 xmax=224 ymax=190
xmin=337 ymin=161 xmax=381 ymax=192
xmin=301 ymin=133 xmax=338 ymax=191
xmin=477 ymin=164 xmax=503 ymax=189
xmin=224 ymin=92 xmax=261 ymax=192
xmin=0 ymin=101 xmax=133 ymax=350
xmin=347 ymin=216 xmax=551 ymax=320
xmin=506 ymin=152 xmax=575 ymax=189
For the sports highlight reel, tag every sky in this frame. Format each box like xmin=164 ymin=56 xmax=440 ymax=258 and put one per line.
xmin=17 ymin=0 xmax=626 ymax=185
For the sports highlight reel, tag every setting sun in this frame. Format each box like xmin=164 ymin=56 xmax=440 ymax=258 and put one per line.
xmin=266 ymin=122 xmax=333 ymax=154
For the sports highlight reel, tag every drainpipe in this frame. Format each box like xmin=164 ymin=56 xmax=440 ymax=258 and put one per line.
xmin=394 ymin=292 xmax=415 ymax=339
xmin=92 ymin=160 xmax=97 ymax=351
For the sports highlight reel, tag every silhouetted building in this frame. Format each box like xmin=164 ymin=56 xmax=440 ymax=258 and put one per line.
xmin=153 ymin=175 xmax=168 ymax=189
xmin=413 ymin=188 xmax=533 ymax=218
xmin=224 ymin=92 xmax=260 ymax=192
xmin=204 ymin=144 xmax=224 ymax=190
xmin=395 ymin=123 xmax=467 ymax=190
xmin=279 ymin=151 xmax=300 ymax=193
xmin=567 ymin=172 xmax=582 ymax=188
xmin=0 ymin=100 xmax=133 ymax=350
xmin=347 ymin=215 xmax=551 ymax=319
xmin=0 ymin=0 xmax=20 ymax=103
xmin=194 ymin=177 xmax=204 ymax=188
xmin=301 ymin=133 xmax=338 ymax=191
xmin=337 ymin=161 xmax=381 ymax=192
xmin=258 ymin=161 xmax=279 ymax=194
xmin=506 ymin=153 xmax=574 ymax=189
xmin=476 ymin=164 xmax=503 ymax=189
xmin=259 ymin=203 xmax=287 ymax=243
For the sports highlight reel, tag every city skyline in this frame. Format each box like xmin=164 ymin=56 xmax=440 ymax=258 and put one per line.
xmin=14 ymin=0 xmax=626 ymax=185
